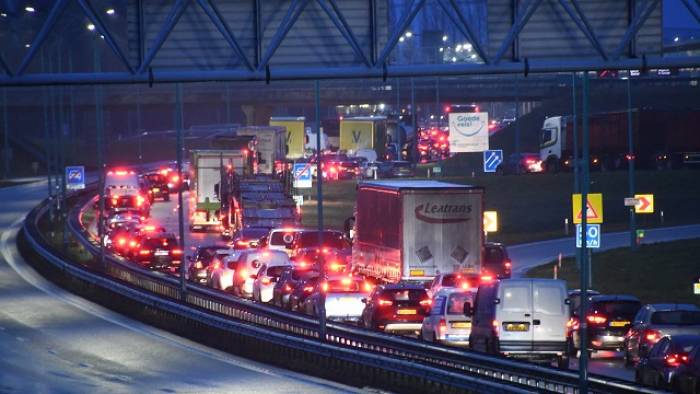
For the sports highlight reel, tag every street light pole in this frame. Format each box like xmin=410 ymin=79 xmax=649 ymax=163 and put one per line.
xmin=315 ymin=79 xmax=326 ymax=341
xmin=176 ymin=83 xmax=187 ymax=298
xmin=578 ymin=71 xmax=591 ymax=394
xmin=626 ymin=78 xmax=637 ymax=250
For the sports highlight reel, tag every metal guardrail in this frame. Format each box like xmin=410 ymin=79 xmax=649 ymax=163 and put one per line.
xmin=23 ymin=187 xmax=668 ymax=394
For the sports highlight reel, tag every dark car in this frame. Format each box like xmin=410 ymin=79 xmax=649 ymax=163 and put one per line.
xmin=360 ymin=283 xmax=431 ymax=337
xmin=106 ymin=224 xmax=140 ymax=256
xmin=571 ymin=294 xmax=641 ymax=355
xmin=290 ymin=230 xmax=351 ymax=255
xmin=142 ymin=172 xmax=170 ymax=202
xmin=625 ymin=304 xmax=700 ymax=366
xmin=231 ymin=227 xmax=270 ymax=249
xmin=291 ymin=247 xmax=351 ymax=274
xmin=132 ymin=232 xmax=182 ymax=270
xmin=635 ymin=335 xmax=700 ymax=390
xmin=377 ymin=161 xmax=415 ymax=178
xmin=482 ymin=242 xmax=512 ymax=279
xmin=497 ymin=153 xmax=544 ymax=174
xmin=288 ymin=274 xmax=321 ymax=312
xmin=272 ymin=266 xmax=316 ymax=308
xmin=187 ymin=244 xmax=229 ymax=284
xmin=673 ymin=344 xmax=700 ymax=394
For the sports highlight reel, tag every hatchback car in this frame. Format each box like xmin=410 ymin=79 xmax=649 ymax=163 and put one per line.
xmin=252 ymin=259 xmax=294 ymax=303
xmin=303 ymin=275 xmax=372 ymax=323
xmin=232 ymin=250 xmax=290 ymax=298
xmin=132 ymin=232 xmax=182 ymax=270
xmin=482 ymin=243 xmax=512 ymax=279
xmin=186 ymin=244 xmax=228 ymax=284
xmin=421 ymin=288 xmax=475 ymax=347
xmin=142 ymin=172 xmax=170 ymax=202
xmin=272 ymin=267 xmax=319 ymax=309
xmin=625 ymin=304 xmax=700 ymax=366
xmin=636 ymin=335 xmax=700 ymax=389
xmin=571 ymin=294 xmax=641 ymax=355
xmin=672 ymin=345 xmax=700 ymax=394
xmin=428 ymin=272 xmax=484 ymax=298
xmin=288 ymin=274 xmax=322 ymax=312
xmin=360 ymin=284 xmax=431 ymax=336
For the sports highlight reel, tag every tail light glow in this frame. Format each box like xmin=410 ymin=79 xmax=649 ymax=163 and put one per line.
xmin=665 ymin=353 xmax=690 ymax=367
xmin=172 ymin=249 xmax=182 ymax=255
xmin=363 ymin=282 xmax=374 ymax=293
xmin=261 ymin=277 xmax=271 ymax=285
xmin=285 ymin=284 xmax=293 ymax=292
xmin=378 ymin=299 xmax=393 ymax=307
xmin=139 ymin=249 xmax=151 ymax=255
xmin=321 ymin=282 xmax=329 ymax=292
xmin=303 ymin=285 xmax=314 ymax=293
xmin=438 ymin=318 xmax=447 ymax=338
xmin=587 ymin=314 xmax=607 ymax=325
xmin=644 ymin=329 xmax=662 ymax=344
xmin=480 ymin=275 xmax=494 ymax=282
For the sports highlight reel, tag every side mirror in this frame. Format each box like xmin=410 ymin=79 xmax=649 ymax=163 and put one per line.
xmin=249 ymin=241 xmax=259 ymax=248
xmin=494 ymin=298 xmax=501 ymax=305
xmin=564 ymin=298 xmax=571 ymax=305
xmin=463 ymin=301 xmax=473 ymax=317
xmin=361 ymin=298 xmax=367 ymax=304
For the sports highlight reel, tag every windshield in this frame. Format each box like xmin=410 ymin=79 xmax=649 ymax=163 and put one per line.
xmin=447 ymin=292 xmax=474 ymax=315
xmin=143 ymin=237 xmax=177 ymax=249
xmin=270 ymin=231 xmax=295 ymax=246
xmin=382 ymin=289 xmax=427 ymax=302
xmin=326 ymin=279 xmax=362 ymax=293
xmin=652 ymin=311 xmax=700 ymax=325
xmin=296 ymin=231 xmax=346 ymax=249
xmin=541 ymin=127 xmax=555 ymax=146
xmin=145 ymin=174 xmax=167 ymax=183
xmin=267 ymin=266 xmax=287 ymax=277
xmin=241 ymin=228 xmax=269 ymax=239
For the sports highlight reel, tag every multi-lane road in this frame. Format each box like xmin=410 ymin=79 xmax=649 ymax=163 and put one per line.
xmin=0 ymin=181 xmax=360 ymax=393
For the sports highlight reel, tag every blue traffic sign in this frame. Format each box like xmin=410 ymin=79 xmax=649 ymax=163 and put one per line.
xmin=576 ymin=224 xmax=601 ymax=249
xmin=483 ymin=149 xmax=503 ymax=173
xmin=65 ymin=166 xmax=85 ymax=190
xmin=293 ymin=162 xmax=312 ymax=188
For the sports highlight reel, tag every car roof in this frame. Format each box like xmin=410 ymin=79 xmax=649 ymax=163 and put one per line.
xmin=326 ymin=274 xmax=363 ymax=281
xmin=590 ymin=295 xmax=640 ymax=302
xmin=434 ymin=287 xmax=475 ymax=297
xmin=647 ymin=304 xmax=700 ymax=312
xmin=668 ymin=335 xmax=700 ymax=345
xmin=380 ymin=283 xmax=426 ymax=291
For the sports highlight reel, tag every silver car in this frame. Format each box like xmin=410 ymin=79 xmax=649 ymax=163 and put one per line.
xmin=624 ymin=304 xmax=700 ymax=366
xmin=421 ymin=288 xmax=475 ymax=346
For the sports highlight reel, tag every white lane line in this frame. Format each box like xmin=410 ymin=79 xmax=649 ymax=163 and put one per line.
xmin=0 ymin=217 xmax=362 ymax=393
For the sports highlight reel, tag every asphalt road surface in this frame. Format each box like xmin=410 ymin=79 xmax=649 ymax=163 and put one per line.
xmin=0 ymin=181 xmax=360 ymax=393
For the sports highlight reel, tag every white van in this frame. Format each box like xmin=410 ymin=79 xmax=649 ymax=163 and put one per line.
xmin=467 ymin=279 xmax=570 ymax=368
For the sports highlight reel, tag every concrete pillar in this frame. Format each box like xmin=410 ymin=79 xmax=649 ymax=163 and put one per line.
xmin=240 ymin=104 xmax=273 ymax=126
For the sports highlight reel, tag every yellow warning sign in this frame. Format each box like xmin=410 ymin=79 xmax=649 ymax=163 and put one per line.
xmin=572 ymin=193 xmax=603 ymax=224
xmin=483 ymin=211 xmax=498 ymax=233
xmin=634 ymin=194 xmax=654 ymax=214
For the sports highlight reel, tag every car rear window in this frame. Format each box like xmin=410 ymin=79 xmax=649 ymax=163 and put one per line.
xmin=651 ymin=311 xmax=700 ymax=325
xmin=297 ymin=232 xmax=345 ymax=249
xmin=447 ymin=292 xmax=473 ymax=315
xmin=501 ymin=284 xmax=531 ymax=312
xmin=326 ymin=279 xmax=362 ymax=293
xmin=270 ymin=231 xmax=295 ymax=246
xmin=534 ymin=285 xmax=565 ymax=315
xmin=267 ymin=266 xmax=287 ymax=277
xmin=382 ymin=289 xmax=427 ymax=302
xmin=484 ymin=247 xmax=505 ymax=265
xmin=143 ymin=237 xmax=177 ymax=249
xmin=591 ymin=301 xmax=640 ymax=318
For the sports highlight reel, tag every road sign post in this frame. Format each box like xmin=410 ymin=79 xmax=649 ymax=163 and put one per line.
xmin=579 ymin=71 xmax=590 ymax=394
xmin=483 ymin=150 xmax=503 ymax=173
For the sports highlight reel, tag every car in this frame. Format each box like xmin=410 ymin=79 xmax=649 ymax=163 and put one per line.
xmin=290 ymin=230 xmax=351 ymax=256
xmin=231 ymin=227 xmax=270 ymax=249
xmin=497 ymin=153 xmax=544 ymax=174
xmin=291 ymin=247 xmax=350 ymax=273
xmin=482 ymin=243 xmax=512 ymax=279
xmin=131 ymin=232 xmax=182 ymax=271
xmin=571 ymin=294 xmax=641 ymax=356
xmin=302 ymin=275 xmax=373 ymax=323
xmin=635 ymin=335 xmax=700 ymax=389
xmin=106 ymin=193 xmax=150 ymax=218
xmin=624 ymin=304 xmax=700 ymax=366
xmin=468 ymin=278 xmax=570 ymax=368
xmin=206 ymin=248 xmax=245 ymax=290
xmin=673 ymin=344 xmax=700 ymax=394
xmin=360 ymin=283 xmax=431 ymax=337
xmin=231 ymin=250 xmax=290 ymax=298
xmin=262 ymin=228 xmax=304 ymax=255
xmin=427 ymin=272 xmax=484 ymax=298
xmin=252 ymin=258 xmax=293 ymax=303
xmin=288 ymin=274 xmax=322 ymax=312
xmin=142 ymin=172 xmax=170 ymax=202
xmin=421 ymin=288 xmax=475 ymax=347
xmin=271 ymin=266 xmax=319 ymax=309
xmin=186 ymin=244 xmax=229 ymax=284
xmin=377 ymin=161 xmax=415 ymax=178
xmin=105 ymin=223 xmax=140 ymax=256
xmin=567 ymin=289 xmax=601 ymax=318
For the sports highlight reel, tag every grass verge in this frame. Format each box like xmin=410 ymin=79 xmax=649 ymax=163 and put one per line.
xmin=300 ymin=169 xmax=700 ymax=245
xmin=526 ymin=238 xmax=700 ymax=305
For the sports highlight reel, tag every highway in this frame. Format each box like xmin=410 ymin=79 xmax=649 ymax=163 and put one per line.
xmin=0 ymin=181 xmax=361 ymax=394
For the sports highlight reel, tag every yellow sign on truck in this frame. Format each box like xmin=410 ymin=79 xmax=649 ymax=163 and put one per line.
xmin=340 ymin=117 xmax=387 ymax=158
xmin=270 ymin=116 xmax=305 ymax=159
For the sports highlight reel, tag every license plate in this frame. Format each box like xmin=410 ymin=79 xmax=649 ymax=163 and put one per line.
xmin=451 ymin=322 xmax=471 ymax=329
xmin=397 ymin=309 xmax=417 ymax=315
xmin=154 ymin=250 xmax=169 ymax=256
xmin=610 ymin=321 xmax=629 ymax=327
xmin=504 ymin=323 xmax=529 ymax=332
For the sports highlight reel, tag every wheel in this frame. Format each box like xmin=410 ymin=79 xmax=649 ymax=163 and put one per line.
xmin=431 ymin=332 xmax=437 ymax=344
xmin=557 ymin=355 xmax=570 ymax=369
xmin=546 ymin=158 xmax=560 ymax=174
xmin=567 ymin=338 xmax=577 ymax=356
xmin=624 ymin=350 xmax=634 ymax=367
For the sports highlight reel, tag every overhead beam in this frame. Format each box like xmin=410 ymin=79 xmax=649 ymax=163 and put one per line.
xmin=561 ymin=0 xmax=608 ymax=60
xmin=680 ymin=0 xmax=700 ymax=26
xmin=319 ymin=0 xmax=371 ymax=67
xmin=437 ymin=0 xmax=489 ymax=64
xmin=375 ymin=0 xmax=427 ymax=66
xmin=613 ymin=0 xmax=660 ymax=59
xmin=196 ymin=0 xmax=253 ymax=71
xmin=493 ymin=0 xmax=543 ymax=64
xmin=258 ymin=0 xmax=311 ymax=70
xmin=137 ymin=0 xmax=190 ymax=74
xmin=2 ymin=55 xmax=699 ymax=87
xmin=16 ymin=0 xmax=69 ymax=75
xmin=77 ymin=0 xmax=135 ymax=74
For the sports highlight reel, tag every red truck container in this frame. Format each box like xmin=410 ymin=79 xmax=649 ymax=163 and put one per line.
xmin=540 ymin=109 xmax=700 ymax=171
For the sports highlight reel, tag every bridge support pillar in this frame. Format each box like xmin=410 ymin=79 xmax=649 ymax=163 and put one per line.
xmin=241 ymin=104 xmax=273 ymax=126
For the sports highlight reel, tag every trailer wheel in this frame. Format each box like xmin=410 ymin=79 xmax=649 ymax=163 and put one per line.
xmin=546 ymin=158 xmax=560 ymax=174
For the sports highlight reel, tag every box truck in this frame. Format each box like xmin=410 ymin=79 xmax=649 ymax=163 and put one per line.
xmin=236 ymin=126 xmax=287 ymax=174
xmin=351 ymin=180 xmax=484 ymax=283
xmin=540 ymin=109 xmax=700 ymax=172
xmin=270 ymin=117 xmax=306 ymax=159
xmin=190 ymin=147 xmax=254 ymax=232
xmin=340 ymin=117 xmax=387 ymax=159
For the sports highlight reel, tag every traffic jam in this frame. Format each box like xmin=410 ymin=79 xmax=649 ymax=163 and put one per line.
xmin=91 ymin=120 xmax=700 ymax=393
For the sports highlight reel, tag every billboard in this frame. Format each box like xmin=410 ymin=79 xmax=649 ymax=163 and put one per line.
xmin=448 ymin=112 xmax=489 ymax=152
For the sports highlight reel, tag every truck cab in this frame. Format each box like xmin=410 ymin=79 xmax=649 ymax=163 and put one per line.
xmin=540 ymin=116 xmax=564 ymax=172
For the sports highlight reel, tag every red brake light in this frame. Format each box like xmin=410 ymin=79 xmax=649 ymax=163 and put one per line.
xmin=139 ymin=249 xmax=151 ymax=255
xmin=261 ymin=277 xmax=271 ymax=285
xmin=504 ymin=260 xmax=512 ymax=268
xmin=172 ymin=249 xmax=182 ymax=255
xmin=330 ymin=262 xmax=341 ymax=271
xmin=195 ymin=261 xmax=203 ymax=269
xmin=378 ymin=299 xmax=393 ymax=307
xmin=644 ymin=329 xmax=662 ymax=344
xmin=321 ymin=282 xmax=329 ymax=292
xmin=117 ymin=237 xmax=126 ymax=246
xmin=587 ymin=314 xmax=607 ymax=325
xmin=420 ymin=299 xmax=432 ymax=307
xmin=363 ymin=282 xmax=374 ymax=293
xmin=285 ymin=284 xmax=293 ymax=292
xmin=438 ymin=318 xmax=447 ymax=337
xmin=171 ymin=175 xmax=179 ymax=182
xmin=665 ymin=353 xmax=689 ymax=367
xmin=303 ymin=285 xmax=314 ymax=293
xmin=480 ymin=275 xmax=494 ymax=282
xmin=128 ymin=240 xmax=137 ymax=248
xmin=460 ymin=281 xmax=470 ymax=290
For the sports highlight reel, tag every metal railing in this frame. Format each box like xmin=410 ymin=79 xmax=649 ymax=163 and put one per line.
xmin=22 ymin=188 xmax=668 ymax=394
